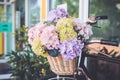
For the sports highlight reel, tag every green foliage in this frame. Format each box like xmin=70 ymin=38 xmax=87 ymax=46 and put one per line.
xmin=6 ymin=26 xmax=51 ymax=80
xmin=7 ymin=50 xmax=50 ymax=80
xmin=15 ymin=26 xmax=28 ymax=51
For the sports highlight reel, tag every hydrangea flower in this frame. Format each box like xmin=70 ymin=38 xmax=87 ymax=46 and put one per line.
xmin=40 ymin=25 xmax=59 ymax=49
xmin=47 ymin=8 xmax=69 ymax=23
xmin=58 ymin=38 xmax=84 ymax=60
xmin=31 ymin=38 xmax=48 ymax=57
xmin=73 ymin=18 xmax=93 ymax=40
xmin=28 ymin=22 xmax=47 ymax=45
xmin=28 ymin=22 xmax=59 ymax=56
xmin=56 ymin=17 xmax=77 ymax=42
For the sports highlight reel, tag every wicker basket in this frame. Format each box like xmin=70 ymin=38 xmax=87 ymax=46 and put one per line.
xmin=47 ymin=54 xmax=77 ymax=75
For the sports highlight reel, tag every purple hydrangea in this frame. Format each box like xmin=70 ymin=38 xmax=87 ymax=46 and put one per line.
xmin=58 ymin=38 xmax=84 ymax=61
xmin=47 ymin=8 xmax=69 ymax=23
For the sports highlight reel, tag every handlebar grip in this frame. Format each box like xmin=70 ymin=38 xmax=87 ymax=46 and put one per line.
xmin=95 ymin=16 xmax=108 ymax=20
xmin=100 ymin=40 xmax=119 ymax=46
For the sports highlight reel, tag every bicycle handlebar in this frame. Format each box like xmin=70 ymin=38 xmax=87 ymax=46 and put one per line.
xmin=100 ymin=39 xmax=119 ymax=46
xmin=88 ymin=39 xmax=119 ymax=46
xmin=95 ymin=16 xmax=108 ymax=20
xmin=86 ymin=15 xmax=108 ymax=26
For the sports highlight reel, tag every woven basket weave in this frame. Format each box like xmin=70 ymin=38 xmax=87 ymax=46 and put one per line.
xmin=47 ymin=54 xmax=77 ymax=75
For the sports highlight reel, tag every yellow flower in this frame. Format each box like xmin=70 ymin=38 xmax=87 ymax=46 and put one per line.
xmin=56 ymin=17 xmax=77 ymax=42
xmin=59 ymin=28 xmax=77 ymax=41
xmin=41 ymin=68 xmax=45 ymax=74
xmin=57 ymin=17 xmax=74 ymax=31
xmin=31 ymin=38 xmax=48 ymax=57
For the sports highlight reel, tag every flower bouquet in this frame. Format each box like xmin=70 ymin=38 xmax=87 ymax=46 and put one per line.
xmin=28 ymin=8 xmax=93 ymax=75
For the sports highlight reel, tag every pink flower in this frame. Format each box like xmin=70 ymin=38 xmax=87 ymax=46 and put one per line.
xmin=28 ymin=22 xmax=59 ymax=50
xmin=40 ymin=25 xmax=59 ymax=49
xmin=78 ymin=24 xmax=93 ymax=39
xmin=28 ymin=22 xmax=47 ymax=44
xmin=73 ymin=18 xmax=84 ymax=31
xmin=73 ymin=18 xmax=93 ymax=40
xmin=28 ymin=26 xmax=37 ymax=44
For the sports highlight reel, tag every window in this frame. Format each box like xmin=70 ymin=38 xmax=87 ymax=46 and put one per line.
xmin=29 ymin=0 xmax=40 ymax=27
